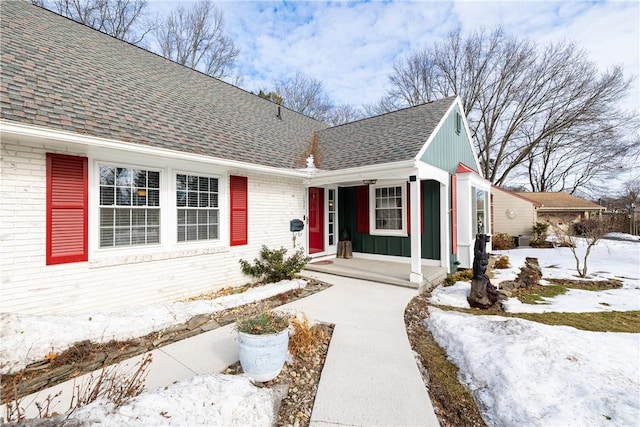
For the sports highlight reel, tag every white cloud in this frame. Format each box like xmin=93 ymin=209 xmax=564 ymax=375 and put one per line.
xmin=149 ymin=1 xmax=639 ymax=112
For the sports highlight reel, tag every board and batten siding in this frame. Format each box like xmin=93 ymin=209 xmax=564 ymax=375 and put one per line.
xmin=338 ymin=181 xmax=441 ymax=260
xmin=421 ymin=104 xmax=478 ymax=175
xmin=492 ymin=188 xmax=536 ymax=237
xmin=1 ymin=139 xmax=306 ymax=315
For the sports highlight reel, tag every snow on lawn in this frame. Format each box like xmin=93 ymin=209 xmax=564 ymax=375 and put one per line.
xmin=425 ymin=307 xmax=640 ymax=427
xmin=68 ymin=374 xmax=281 ymax=426
xmin=426 ymin=236 xmax=640 ymax=426
xmin=429 ymin=237 xmax=640 ymax=312
xmin=0 ymin=279 xmax=307 ymax=375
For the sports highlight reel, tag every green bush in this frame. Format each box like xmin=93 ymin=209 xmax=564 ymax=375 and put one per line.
xmin=532 ymin=221 xmax=549 ymax=245
xmin=239 ymin=245 xmax=310 ymax=283
xmin=491 ymin=233 xmax=515 ymax=250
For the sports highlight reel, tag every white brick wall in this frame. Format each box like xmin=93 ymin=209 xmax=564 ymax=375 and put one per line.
xmin=1 ymin=138 xmax=308 ymax=314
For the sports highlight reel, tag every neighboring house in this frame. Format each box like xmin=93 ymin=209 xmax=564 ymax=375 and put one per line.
xmin=491 ymin=186 xmax=540 ymax=237
xmin=0 ymin=2 xmax=491 ymax=315
xmin=514 ymin=192 xmax=605 ymax=232
xmin=492 ymin=188 xmax=606 ymax=239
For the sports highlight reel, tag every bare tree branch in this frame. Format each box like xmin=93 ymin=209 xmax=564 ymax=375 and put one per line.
xmin=377 ymin=27 xmax=638 ymax=193
xmin=153 ymin=0 xmax=239 ymax=79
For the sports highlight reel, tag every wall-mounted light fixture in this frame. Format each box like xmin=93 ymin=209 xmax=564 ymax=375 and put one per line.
xmin=362 ymin=179 xmax=377 ymax=185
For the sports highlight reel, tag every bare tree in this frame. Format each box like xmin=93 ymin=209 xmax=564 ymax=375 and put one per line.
xmin=552 ymin=218 xmax=616 ymax=278
xmin=153 ymin=0 xmax=239 ymax=79
xmin=327 ymin=104 xmax=363 ymax=126
xmin=272 ymin=72 xmax=333 ymax=122
xmin=376 ymin=27 xmax=638 ymax=193
xmin=34 ymin=0 xmax=154 ymax=45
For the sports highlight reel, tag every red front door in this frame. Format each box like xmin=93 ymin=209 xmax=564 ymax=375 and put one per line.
xmin=308 ymin=187 xmax=324 ymax=254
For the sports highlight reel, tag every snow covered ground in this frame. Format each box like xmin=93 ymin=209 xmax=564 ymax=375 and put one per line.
xmin=1 ymin=279 xmax=306 ymax=425
xmin=426 ymin=236 xmax=640 ymax=426
xmin=2 ymin=236 xmax=639 ymax=426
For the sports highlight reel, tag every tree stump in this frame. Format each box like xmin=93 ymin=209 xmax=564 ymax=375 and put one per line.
xmin=337 ymin=241 xmax=352 ymax=259
xmin=467 ymin=234 xmax=499 ymax=309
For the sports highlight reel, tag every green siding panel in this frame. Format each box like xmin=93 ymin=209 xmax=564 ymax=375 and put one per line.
xmin=421 ymin=104 xmax=478 ymax=174
xmin=338 ymin=182 xmax=440 ymax=260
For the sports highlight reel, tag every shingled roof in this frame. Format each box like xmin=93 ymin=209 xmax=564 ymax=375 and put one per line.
xmin=0 ymin=1 xmax=327 ymax=169
xmin=316 ymin=97 xmax=457 ymax=170
xmin=515 ymin=192 xmax=605 ymax=210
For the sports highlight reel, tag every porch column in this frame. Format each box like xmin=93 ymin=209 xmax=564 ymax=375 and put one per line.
xmin=409 ymin=175 xmax=423 ymax=283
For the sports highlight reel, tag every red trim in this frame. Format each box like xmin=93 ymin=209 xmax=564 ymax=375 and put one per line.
xmin=356 ymin=185 xmax=369 ymax=233
xmin=451 ymin=175 xmax=458 ymax=254
xmin=46 ymin=153 xmax=88 ymax=265
xmin=456 ymin=162 xmax=477 ymax=174
xmin=230 ymin=175 xmax=248 ymax=246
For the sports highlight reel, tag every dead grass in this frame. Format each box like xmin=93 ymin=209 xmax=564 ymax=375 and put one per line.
xmin=516 ymin=284 xmax=567 ymax=304
xmin=405 ymin=294 xmax=487 ymax=427
xmin=432 ymin=304 xmax=640 ymax=333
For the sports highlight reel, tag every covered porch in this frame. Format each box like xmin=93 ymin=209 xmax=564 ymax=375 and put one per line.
xmin=303 ymin=257 xmax=447 ymax=293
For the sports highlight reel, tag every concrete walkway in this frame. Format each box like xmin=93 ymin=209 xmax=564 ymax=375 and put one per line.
xmin=287 ymin=271 xmax=439 ymax=426
xmin=10 ymin=273 xmax=439 ymax=425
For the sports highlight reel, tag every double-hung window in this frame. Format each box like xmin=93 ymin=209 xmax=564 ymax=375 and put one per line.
xmin=370 ymin=184 xmax=407 ymax=236
xmin=176 ymin=174 xmax=219 ymax=242
xmin=99 ymin=166 xmax=160 ymax=247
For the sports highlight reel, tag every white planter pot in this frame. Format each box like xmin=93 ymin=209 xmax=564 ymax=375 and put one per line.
xmin=238 ymin=329 xmax=289 ymax=382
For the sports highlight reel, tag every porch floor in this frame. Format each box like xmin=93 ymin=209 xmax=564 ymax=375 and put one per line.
xmin=303 ymin=256 xmax=447 ymax=293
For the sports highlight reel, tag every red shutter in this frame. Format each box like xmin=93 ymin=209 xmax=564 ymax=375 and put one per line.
xmin=230 ymin=175 xmax=248 ymax=246
xmin=451 ymin=175 xmax=458 ymax=254
xmin=356 ymin=185 xmax=369 ymax=233
xmin=46 ymin=153 xmax=88 ymax=265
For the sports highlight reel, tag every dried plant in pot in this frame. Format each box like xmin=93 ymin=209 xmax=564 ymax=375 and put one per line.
xmin=236 ymin=311 xmax=291 ymax=382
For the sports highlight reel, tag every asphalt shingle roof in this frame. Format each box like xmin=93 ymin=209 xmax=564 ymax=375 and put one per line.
xmin=515 ymin=192 xmax=604 ymax=210
xmin=316 ymin=97 xmax=456 ymax=170
xmin=1 ymin=1 xmax=457 ymax=172
xmin=0 ymin=1 xmax=327 ymax=169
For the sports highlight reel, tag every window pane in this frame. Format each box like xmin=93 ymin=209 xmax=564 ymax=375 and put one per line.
xmin=148 ymin=171 xmax=160 ymax=188
xmin=100 ymin=187 xmax=114 ymax=206
xmin=115 ymin=229 xmax=131 ymax=246
xmin=147 ymin=227 xmax=160 ymax=243
xmin=199 ymin=193 xmax=209 ymax=207
xmin=177 ymin=190 xmax=186 ymax=207
xmin=177 ymin=227 xmax=186 ymax=242
xmin=177 ymin=209 xmax=186 ymax=225
xmin=199 ymin=176 xmax=209 ymax=192
xmin=115 ymin=209 xmax=130 ymax=227
xmin=188 ymin=192 xmax=198 ymax=207
xmin=133 ymin=170 xmax=146 ymax=188
xmin=116 ymin=188 xmax=131 ymax=206
xmin=209 ymin=223 xmax=218 ymax=239
xmin=100 ymin=166 xmax=114 ymax=185
xmin=147 ymin=209 xmax=160 ymax=225
xmin=210 ymin=178 xmax=218 ymax=192
xmin=188 ymin=176 xmax=198 ymax=191
xmin=187 ymin=225 xmax=197 ymax=241
xmin=100 ymin=228 xmax=114 ymax=247
xmin=198 ymin=224 xmax=208 ymax=240
xmin=132 ymin=209 xmax=146 ymax=226
xmin=176 ymin=174 xmax=186 ymax=191
xmin=148 ymin=189 xmax=159 ymax=207
xmin=187 ymin=210 xmax=197 ymax=224
xmin=132 ymin=227 xmax=146 ymax=244
xmin=100 ymin=208 xmax=114 ymax=226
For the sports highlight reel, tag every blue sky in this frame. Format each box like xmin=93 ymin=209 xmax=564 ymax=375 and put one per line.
xmin=148 ymin=0 xmax=640 ymax=113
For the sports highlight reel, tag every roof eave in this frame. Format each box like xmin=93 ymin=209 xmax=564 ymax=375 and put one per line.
xmin=0 ymin=120 xmax=308 ymax=178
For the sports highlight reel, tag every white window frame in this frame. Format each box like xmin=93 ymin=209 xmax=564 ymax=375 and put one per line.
xmin=369 ymin=182 xmax=408 ymax=237
xmin=175 ymin=172 xmax=221 ymax=243
xmin=97 ymin=163 xmax=162 ymax=249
